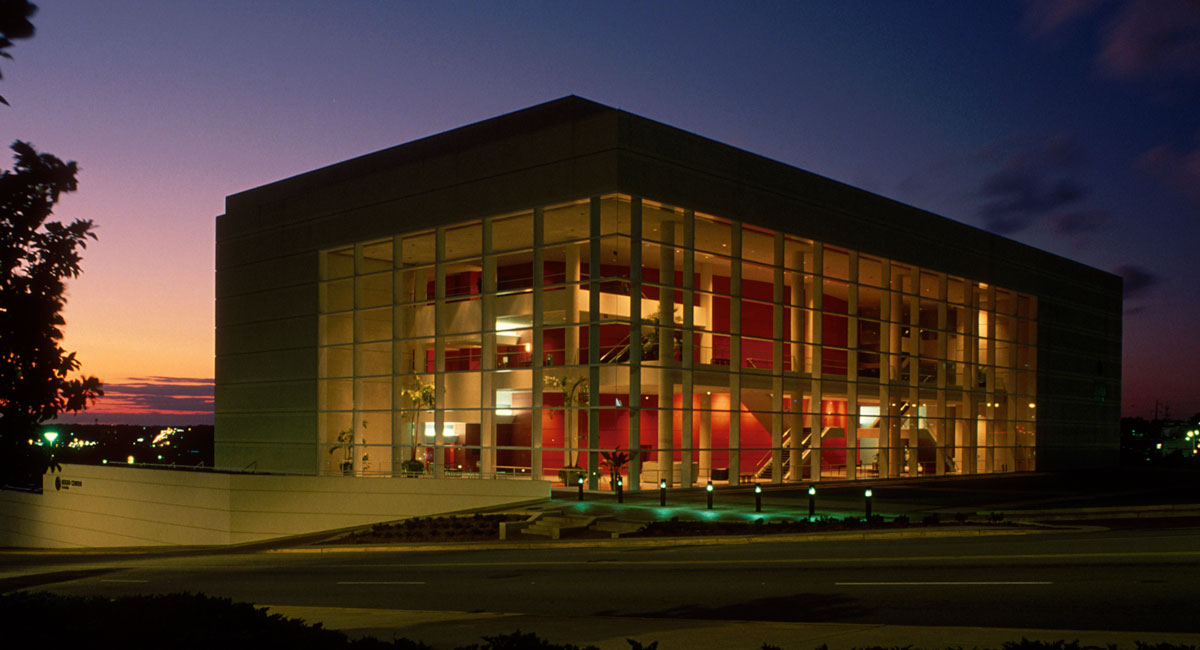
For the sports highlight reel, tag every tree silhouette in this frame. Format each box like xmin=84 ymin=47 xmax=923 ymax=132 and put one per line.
xmin=0 ymin=0 xmax=37 ymax=106
xmin=1 ymin=141 xmax=102 ymax=487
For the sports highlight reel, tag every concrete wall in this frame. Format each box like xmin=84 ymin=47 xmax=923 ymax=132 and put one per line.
xmin=216 ymin=98 xmax=621 ymax=474
xmin=0 ymin=464 xmax=549 ymax=548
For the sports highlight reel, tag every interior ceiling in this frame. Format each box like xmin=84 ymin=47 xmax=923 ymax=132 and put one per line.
xmin=366 ymin=211 xmax=990 ymax=307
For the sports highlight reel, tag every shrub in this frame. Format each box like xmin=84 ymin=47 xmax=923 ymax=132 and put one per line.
xmin=0 ymin=592 xmax=413 ymax=649
xmin=459 ymin=631 xmax=600 ymax=650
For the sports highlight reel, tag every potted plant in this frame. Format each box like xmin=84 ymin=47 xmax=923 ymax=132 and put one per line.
xmin=640 ymin=313 xmax=683 ymax=362
xmin=400 ymin=458 xmax=424 ymax=477
xmin=600 ymin=447 xmax=635 ymax=489
xmin=399 ymin=379 xmax=436 ymax=467
xmin=329 ymin=420 xmax=369 ymax=475
xmin=544 ymin=372 xmax=589 ymax=483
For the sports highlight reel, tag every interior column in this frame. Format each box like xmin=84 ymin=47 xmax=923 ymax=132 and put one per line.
xmin=480 ymin=220 xmax=497 ymax=476
xmin=658 ymin=220 xmax=676 ymax=485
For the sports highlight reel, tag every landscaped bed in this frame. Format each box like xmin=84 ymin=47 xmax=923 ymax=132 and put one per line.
xmin=325 ymin=513 xmax=530 ymax=544
xmin=635 ymin=513 xmax=988 ymax=537
xmin=324 ymin=512 xmax=1015 ymax=544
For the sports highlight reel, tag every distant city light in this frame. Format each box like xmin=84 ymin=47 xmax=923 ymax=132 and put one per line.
xmin=151 ymin=427 xmax=182 ymax=446
xmin=127 ymin=455 xmax=135 ymax=464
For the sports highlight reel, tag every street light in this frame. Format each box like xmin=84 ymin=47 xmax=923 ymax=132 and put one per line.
xmin=44 ymin=431 xmax=59 ymax=469
xmin=808 ymin=485 xmax=816 ymax=518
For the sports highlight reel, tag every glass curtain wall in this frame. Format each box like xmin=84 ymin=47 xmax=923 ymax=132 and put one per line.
xmin=316 ymin=194 xmax=1038 ymax=485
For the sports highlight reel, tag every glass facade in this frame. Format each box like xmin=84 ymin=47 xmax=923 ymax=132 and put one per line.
xmin=317 ymin=194 xmax=1037 ymax=487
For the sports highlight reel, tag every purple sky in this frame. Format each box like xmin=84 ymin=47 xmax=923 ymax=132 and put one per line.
xmin=6 ymin=1 xmax=1198 ymax=423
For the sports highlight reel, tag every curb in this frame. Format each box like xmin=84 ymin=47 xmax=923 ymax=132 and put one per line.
xmin=1005 ymin=504 xmax=1200 ymax=520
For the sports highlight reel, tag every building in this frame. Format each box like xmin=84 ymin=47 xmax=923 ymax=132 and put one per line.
xmin=215 ymin=96 xmax=1122 ymax=490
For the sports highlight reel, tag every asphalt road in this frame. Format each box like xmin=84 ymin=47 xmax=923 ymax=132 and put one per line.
xmin=5 ymin=525 xmax=1199 ymax=636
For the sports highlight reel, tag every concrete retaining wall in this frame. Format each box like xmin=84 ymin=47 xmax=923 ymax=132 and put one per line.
xmin=0 ymin=464 xmax=549 ymax=548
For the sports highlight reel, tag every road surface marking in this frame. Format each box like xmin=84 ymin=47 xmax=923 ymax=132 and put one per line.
xmin=99 ymin=579 xmax=149 ymax=583
xmin=836 ymin=581 xmax=1053 ymax=586
xmin=337 ymin=581 xmax=426 ymax=585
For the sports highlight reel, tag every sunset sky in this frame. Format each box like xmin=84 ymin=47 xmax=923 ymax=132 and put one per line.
xmin=4 ymin=1 xmax=1198 ymax=424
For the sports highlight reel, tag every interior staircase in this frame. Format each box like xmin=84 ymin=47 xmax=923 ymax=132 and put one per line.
xmin=753 ymin=427 xmax=802 ymax=481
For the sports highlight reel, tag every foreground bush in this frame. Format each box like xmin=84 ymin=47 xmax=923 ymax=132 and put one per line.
xmin=0 ymin=592 xmax=423 ymax=649
xmin=0 ymin=592 xmax=1195 ymax=650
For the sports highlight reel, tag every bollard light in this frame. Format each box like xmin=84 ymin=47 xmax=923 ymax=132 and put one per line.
xmin=808 ymin=485 xmax=816 ymax=518
xmin=616 ymin=477 xmax=624 ymax=504
xmin=706 ymin=480 xmax=714 ymax=510
xmin=659 ymin=478 xmax=667 ymax=507
xmin=864 ymin=488 xmax=873 ymax=519
xmin=754 ymin=483 xmax=762 ymax=513
xmin=577 ymin=475 xmax=584 ymax=501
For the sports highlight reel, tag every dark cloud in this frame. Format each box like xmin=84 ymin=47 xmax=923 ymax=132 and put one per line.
xmin=1024 ymin=0 xmax=1106 ymax=36
xmin=1099 ymin=0 xmax=1200 ymax=79
xmin=130 ymin=376 xmax=213 ymax=384
xmin=1051 ymin=209 xmax=1108 ymax=234
xmin=96 ymin=377 xmax=214 ymax=414
xmin=1026 ymin=0 xmax=1200 ymax=79
xmin=1114 ymin=264 xmax=1160 ymax=298
xmin=976 ymin=134 xmax=1089 ymax=234
xmin=1136 ymin=143 xmax=1200 ymax=210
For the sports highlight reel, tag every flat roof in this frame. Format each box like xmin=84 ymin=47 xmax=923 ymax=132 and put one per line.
xmin=221 ymin=96 xmax=1121 ymax=305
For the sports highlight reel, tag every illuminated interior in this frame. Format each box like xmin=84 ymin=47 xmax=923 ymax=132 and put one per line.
xmin=316 ymin=194 xmax=1038 ymax=486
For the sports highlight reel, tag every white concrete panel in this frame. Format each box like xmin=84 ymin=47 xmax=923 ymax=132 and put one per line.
xmin=0 ymin=464 xmax=549 ymax=548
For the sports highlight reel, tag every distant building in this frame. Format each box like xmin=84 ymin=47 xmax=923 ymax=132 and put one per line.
xmin=1157 ymin=422 xmax=1199 ymax=458
xmin=215 ymin=96 xmax=1122 ymax=488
